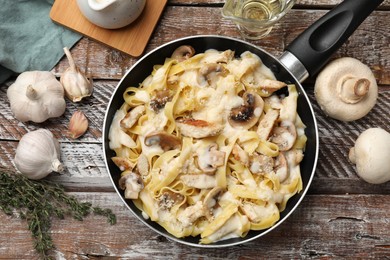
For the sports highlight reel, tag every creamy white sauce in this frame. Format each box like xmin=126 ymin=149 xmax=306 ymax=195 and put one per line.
xmin=109 ymin=109 xmax=136 ymax=149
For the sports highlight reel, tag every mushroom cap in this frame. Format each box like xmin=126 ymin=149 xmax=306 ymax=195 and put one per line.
xmin=314 ymin=57 xmax=378 ymax=122
xmin=349 ymin=128 xmax=390 ymax=184
xmin=171 ymin=45 xmax=195 ymax=62
xmin=228 ymin=91 xmax=264 ymax=129
xmin=270 ymin=120 xmax=297 ymax=151
xmin=144 ymin=131 xmax=182 ymax=151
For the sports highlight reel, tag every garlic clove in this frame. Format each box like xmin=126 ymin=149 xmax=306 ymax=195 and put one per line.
xmin=68 ymin=110 xmax=89 ymax=139
xmin=60 ymin=47 xmax=93 ymax=102
xmin=14 ymin=129 xmax=64 ymax=180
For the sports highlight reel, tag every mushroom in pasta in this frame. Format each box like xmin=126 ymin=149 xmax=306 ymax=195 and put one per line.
xmin=198 ymin=63 xmax=228 ymax=87
xmin=203 ymin=186 xmax=224 ymax=221
xmin=171 ymin=45 xmax=195 ymax=62
xmin=202 ymin=49 xmax=234 ymax=64
xmin=196 ymin=144 xmax=225 ymax=174
xmin=176 ymin=118 xmax=223 ymax=138
xmin=144 ymin=131 xmax=182 ymax=151
xmin=274 ymin=153 xmax=288 ymax=183
xmin=270 ymin=120 xmax=297 ymax=151
xmin=120 ymin=105 xmax=145 ymax=129
xmin=119 ymin=172 xmax=144 ymax=199
xmin=158 ymin=191 xmax=185 ymax=210
xmin=228 ymin=92 xmax=264 ymax=129
xmin=249 ymin=154 xmax=274 ymax=175
xmin=150 ymin=90 xmax=171 ymax=112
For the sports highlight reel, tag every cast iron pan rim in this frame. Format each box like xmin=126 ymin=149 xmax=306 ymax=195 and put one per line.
xmin=102 ymin=34 xmax=319 ymax=248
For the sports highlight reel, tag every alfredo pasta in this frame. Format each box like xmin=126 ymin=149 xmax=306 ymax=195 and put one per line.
xmin=108 ymin=47 xmax=307 ymax=244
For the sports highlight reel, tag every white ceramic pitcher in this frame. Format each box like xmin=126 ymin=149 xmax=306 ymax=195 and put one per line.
xmin=77 ymin=0 xmax=146 ymax=29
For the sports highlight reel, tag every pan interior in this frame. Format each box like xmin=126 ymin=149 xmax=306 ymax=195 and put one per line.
xmin=103 ymin=36 xmax=318 ymax=247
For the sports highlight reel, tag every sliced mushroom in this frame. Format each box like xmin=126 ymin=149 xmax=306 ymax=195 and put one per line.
xmin=177 ymin=201 xmax=205 ymax=227
xmin=150 ymin=90 xmax=171 ymax=112
xmin=158 ymin=190 xmax=185 ymax=210
xmin=270 ymin=120 xmax=297 ymax=151
xmin=196 ymin=143 xmax=225 ymax=174
xmin=231 ymin=143 xmax=250 ymax=167
xmin=198 ymin=63 xmax=228 ymax=87
xmin=180 ymin=174 xmax=217 ymax=189
xmin=120 ymin=105 xmax=145 ymax=129
xmin=171 ymin=45 xmax=195 ymax=62
xmin=112 ymin=156 xmax=135 ymax=171
xmin=257 ymin=109 xmax=279 ymax=141
xmin=249 ymin=154 xmax=274 ymax=175
xmin=274 ymin=153 xmax=288 ymax=183
xmin=228 ymin=92 xmax=264 ymax=129
xmin=144 ymin=131 xmax=181 ymax=151
xmin=203 ymin=186 xmax=224 ymax=221
xmin=137 ymin=153 xmax=149 ymax=176
xmin=176 ymin=118 xmax=223 ymax=138
xmin=119 ymin=172 xmax=144 ymax=199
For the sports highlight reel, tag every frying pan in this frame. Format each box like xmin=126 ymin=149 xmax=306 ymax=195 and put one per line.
xmin=103 ymin=0 xmax=384 ymax=247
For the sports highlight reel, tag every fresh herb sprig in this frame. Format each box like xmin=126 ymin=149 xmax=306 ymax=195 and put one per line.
xmin=0 ymin=167 xmax=116 ymax=260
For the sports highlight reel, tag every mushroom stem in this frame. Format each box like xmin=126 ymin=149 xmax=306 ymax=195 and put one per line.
xmin=338 ymin=76 xmax=370 ymax=104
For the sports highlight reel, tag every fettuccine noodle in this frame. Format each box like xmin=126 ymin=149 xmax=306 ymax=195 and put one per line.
xmin=108 ymin=47 xmax=306 ymax=244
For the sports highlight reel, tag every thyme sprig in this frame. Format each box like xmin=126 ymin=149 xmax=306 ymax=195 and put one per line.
xmin=0 ymin=167 xmax=116 ymax=260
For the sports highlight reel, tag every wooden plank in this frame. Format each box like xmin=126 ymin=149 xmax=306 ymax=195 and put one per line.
xmin=49 ymin=7 xmax=390 ymax=84
xmin=0 ymin=193 xmax=389 ymax=259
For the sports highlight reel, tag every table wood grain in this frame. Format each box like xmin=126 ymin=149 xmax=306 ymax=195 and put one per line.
xmin=1 ymin=0 xmax=389 ymax=259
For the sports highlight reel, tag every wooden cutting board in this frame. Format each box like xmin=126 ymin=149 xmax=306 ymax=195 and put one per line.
xmin=50 ymin=0 xmax=167 ymax=57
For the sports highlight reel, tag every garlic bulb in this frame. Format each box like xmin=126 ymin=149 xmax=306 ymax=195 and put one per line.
xmin=60 ymin=47 xmax=93 ymax=102
xmin=7 ymin=71 xmax=66 ymax=123
xmin=14 ymin=129 xmax=64 ymax=180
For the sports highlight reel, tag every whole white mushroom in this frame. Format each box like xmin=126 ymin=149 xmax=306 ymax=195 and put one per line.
xmin=349 ymin=128 xmax=390 ymax=184
xmin=314 ymin=57 xmax=378 ymax=121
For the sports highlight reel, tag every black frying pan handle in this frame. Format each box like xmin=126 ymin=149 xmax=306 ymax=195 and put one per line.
xmin=285 ymin=0 xmax=384 ymax=77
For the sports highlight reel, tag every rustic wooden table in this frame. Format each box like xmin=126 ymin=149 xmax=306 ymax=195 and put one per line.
xmin=1 ymin=0 xmax=389 ymax=259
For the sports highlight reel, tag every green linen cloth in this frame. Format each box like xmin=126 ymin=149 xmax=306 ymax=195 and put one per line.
xmin=0 ymin=0 xmax=82 ymax=83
